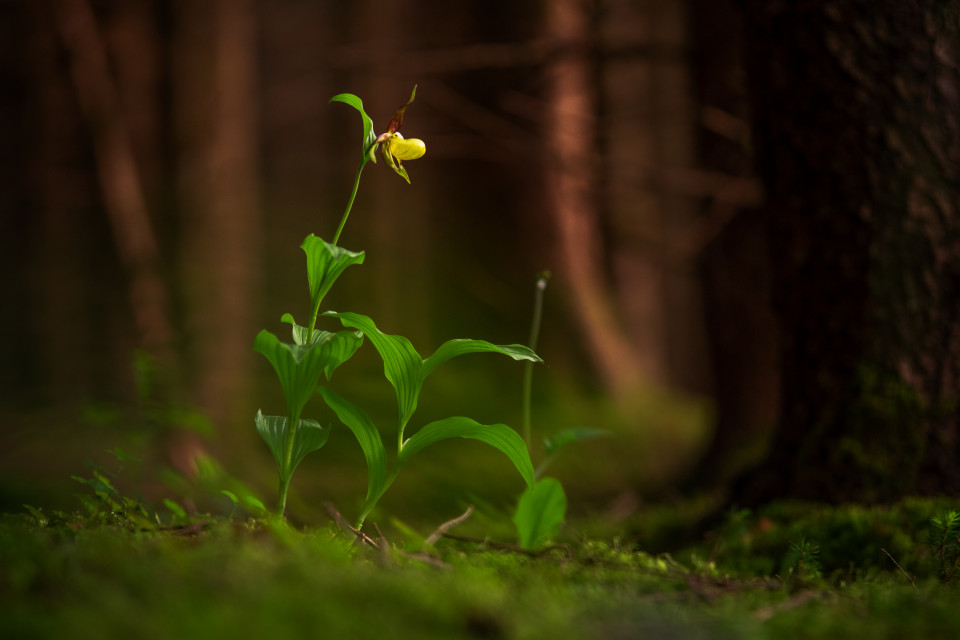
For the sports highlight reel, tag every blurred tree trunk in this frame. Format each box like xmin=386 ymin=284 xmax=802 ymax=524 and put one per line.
xmin=544 ymin=0 xmax=644 ymax=397
xmin=688 ymin=0 xmax=779 ymax=485
xmin=175 ymin=0 xmax=261 ymax=474
xmin=599 ymin=0 xmax=711 ymax=395
xmin=52 ymin=0 xmax=176 ymax=367
xmin=739 ymin=1 xmax=960 ymax=503
xmin=25 ymin=1 xmax=103 ymax=404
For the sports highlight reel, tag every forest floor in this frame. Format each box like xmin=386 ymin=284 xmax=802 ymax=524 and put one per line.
xmin=2 ymin=495 xmax=959 ymax=639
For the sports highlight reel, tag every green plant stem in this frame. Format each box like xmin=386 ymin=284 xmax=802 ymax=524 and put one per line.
xmin=356 ymin=473 xmax=397 ymax=529
xmin=332 ymin=164 xmax=365 ymax=246
xmin=306 ymin=163 xmax=366 ymax=338
xmin=307 ymin=296 xmax=323 ymax=345
xmin=522 ymin=272 xmax=549 ymax=449
xmin=276 ymin=408 xmax=303 ymax=515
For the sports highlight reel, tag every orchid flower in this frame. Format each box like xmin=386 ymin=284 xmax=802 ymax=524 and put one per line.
xmin=371 ymin=86 xmax=426 ymax=184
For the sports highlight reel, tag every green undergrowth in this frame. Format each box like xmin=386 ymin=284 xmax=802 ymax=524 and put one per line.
xmin=681 ymin=497 xmax=960 ymax=583
xmin=3 ymin=496 xmax=960 ymax=639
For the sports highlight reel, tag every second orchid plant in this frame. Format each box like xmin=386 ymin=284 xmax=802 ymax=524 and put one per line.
xmin=254 ymin=87 xmax=540 ymax=527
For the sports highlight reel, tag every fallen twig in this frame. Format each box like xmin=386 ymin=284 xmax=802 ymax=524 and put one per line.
xmin=881 ymin=547 xmax=918 ymax=590
xmin=441 ymin=532 xmax=571 ymax=558
xmin=324 ymin=502 xmax=379 ymax=549
xmin=753 ymin=589 xmax=819 ymax=621
xmin=373 ymin=522 xmax=392 ymax=566
xmin=425 ymin=505 xmax=475 ymax=547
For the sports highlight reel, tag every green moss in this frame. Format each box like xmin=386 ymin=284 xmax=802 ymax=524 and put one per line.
xmin=4 ymin=498 xmax=960 ymax=639
xmin=828 ymin=366 xmax=929 ymax=501
xmin=686 ymin=497 xmax=960 ymax=582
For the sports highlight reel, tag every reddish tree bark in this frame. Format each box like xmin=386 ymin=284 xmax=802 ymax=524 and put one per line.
xmin=176 ymin=0 xmax=262 ymax=475
xmin=544 ymin=0 xmax=644 ymax=397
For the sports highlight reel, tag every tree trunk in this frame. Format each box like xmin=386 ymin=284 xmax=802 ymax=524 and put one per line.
xmin=544 ymin=0 xmax=645 ymax=397
xmin=52 ymin=0 xmax=176 ymax=364
xmin=688 ymin=0 xmax=779 ymax=485
xmin=739 ymin=1 xmax=960 ymax=504
xmin=176 ymin=0 xmax=262 ymax=475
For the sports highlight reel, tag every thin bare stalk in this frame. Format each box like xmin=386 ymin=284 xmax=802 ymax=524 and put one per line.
xmin=522 ymin=272 xmax=550 ymax=448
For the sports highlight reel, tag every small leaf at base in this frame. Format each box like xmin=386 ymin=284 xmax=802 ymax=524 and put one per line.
xmin=254 ymin=411 xmax=330 ymax=477
xmin=514 ymin=477 xmax=567 ymax=550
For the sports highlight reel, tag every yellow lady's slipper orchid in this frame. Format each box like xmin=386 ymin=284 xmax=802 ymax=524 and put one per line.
xmin=372 ymin=86 xmax=426 ymax=184
xmin=388 ymin=133 xmax=426 ymax=161
xmin=378 ymin=132 xmax=426 ymax=183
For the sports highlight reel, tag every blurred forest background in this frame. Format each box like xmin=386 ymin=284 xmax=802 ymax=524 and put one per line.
xmin=1 ymin=0 xmax=958 ymax=524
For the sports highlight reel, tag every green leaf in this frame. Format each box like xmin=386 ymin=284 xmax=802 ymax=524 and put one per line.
xmin=544 ymin=427 xmax=611 ymax=457
xmin=280 ymin=314 xmax=364 ymax=374
xmin=326 ymin=312 xmax=542 ymax=437
xmin=280 ymin=313 xmax=321 ymax=346
xmin=422 ymin=339 xmax=542 ymax=378
xmin=301 ymin=235 xmax=365 ymax=315
xmin=316 ymin=387 xmax=388 ymax=512
xmin=323 ymin=311 xmax=424 ymax=433
xmin=514 ymin=477 xmax=567 ymax=550
xmin=254 ymin=329 xmax=362 ymax=417
xmin=106 ymin=447 xmax=139 ymax=462
xmin=163 ymin=498 xmax=187 ymax=520
xmin=242 ymin=495 xmax=267 ymax=514
xmin=330 ymin=93 xmax=378 ymax=167
xmin=254 ymin=411 xmax=330 ymax=478
xmin=396 ymin=416 xmax=535 ymax=489
xmin=22 ymin=504 xmax=46 ymax=526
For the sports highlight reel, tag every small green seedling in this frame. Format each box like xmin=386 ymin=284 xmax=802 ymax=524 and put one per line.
xmin=255 ymin=86 xmax=540 ymax=526
xmin=782 ymin=536 xmax=822 ymax=580
xmin=70 ymin=449 xmax=157 ymax=529
xmin=512 ymin=272 xmax=609 ymax=550
xmin=928 ymin=510 xmax=960 ymax=583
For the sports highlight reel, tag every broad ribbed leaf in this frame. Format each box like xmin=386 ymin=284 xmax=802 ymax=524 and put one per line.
xmin=279 ymin=314 xmax=363 ymax=376
xmin=326 ymin=312 xmax=542 ymax=437
xmin=280 ymin=313 xmax=321 ymax=346
xmin=396 ymin=417 xmax=535 ymax=488
xmin=324 ymin=311 xmax=423 ymax=432
xmin=514 ymin=477 xmax=567 ymax=550
xmin=254 ymin=329 xmax=362 ymax=418
xmin=316 ymin=387 xmax=388 ymax=510
xmin=423 ymin=339 xmax=541 ymax=378
xmin=255 ymin=411 xmax=330 ymax=478
xmin=329 ymin=93 xmax=377 ymax=166
xmin=301 ymin=235 xmax=365 ymax=313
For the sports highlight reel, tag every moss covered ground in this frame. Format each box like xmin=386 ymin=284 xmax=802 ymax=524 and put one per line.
xmin=3 ymin=496 xmax=960 ymax=639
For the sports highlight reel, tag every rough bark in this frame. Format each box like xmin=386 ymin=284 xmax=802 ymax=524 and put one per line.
xmin=740 ymin=1 xmax=960 ymax=503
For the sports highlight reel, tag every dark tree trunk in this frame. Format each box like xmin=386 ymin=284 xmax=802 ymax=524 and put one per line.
xmin=689 ymin=0 xmax=779 ymax=485
xmin=739 ymin=1 xmax=960 ymax=504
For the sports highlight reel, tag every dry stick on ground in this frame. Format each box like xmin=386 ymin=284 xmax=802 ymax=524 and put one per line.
xmin=322 ymin=503 xmax=473 ymax=569
xmin=441 ymin=532 xmax=573 ymax=558
xmin=324 ymin=502 xmax=380 ymax=549
xmin=373 ymin=522 xmax=392 ymax=566
xmin=400 ymin=506 xmax=477 ymax=570
xmin=881 ymin=547 xmax=918 ymax=590
xmin=424 ymin=505 xmax=475 ymax=547
xmin=752 ymin=590 xmax=820 ymax=622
